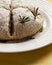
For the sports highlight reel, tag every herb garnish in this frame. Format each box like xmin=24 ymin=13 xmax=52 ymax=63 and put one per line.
xmin=19 ymin=15 xmax=30 ymax=24
xmin=31 ymin=7 xmax=40 ymax=19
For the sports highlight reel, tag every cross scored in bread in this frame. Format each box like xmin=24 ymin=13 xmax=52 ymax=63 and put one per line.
xmin=0 ymin=0 xmax=43 ymax=40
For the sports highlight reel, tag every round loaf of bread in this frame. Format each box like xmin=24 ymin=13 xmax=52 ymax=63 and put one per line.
xmin=0 ymin=0 xmax=44 ymax=40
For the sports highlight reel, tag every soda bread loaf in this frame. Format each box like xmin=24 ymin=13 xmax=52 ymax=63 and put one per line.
xmin=0 ymin=0 xmax=44 ymax=40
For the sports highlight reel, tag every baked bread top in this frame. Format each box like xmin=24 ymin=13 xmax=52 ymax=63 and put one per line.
xmin=0 ymin=0 xmax=44 ymax=40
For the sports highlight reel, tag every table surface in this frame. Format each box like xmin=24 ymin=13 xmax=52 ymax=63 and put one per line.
xmin=0 ymin=44 xmax=52 ymax=65
xmin=0 ymin=0 xmax=52 ymax=65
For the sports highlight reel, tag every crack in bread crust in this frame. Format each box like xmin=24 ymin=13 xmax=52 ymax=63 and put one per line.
xmin=9 ymin=4 xmax=14 ymax=36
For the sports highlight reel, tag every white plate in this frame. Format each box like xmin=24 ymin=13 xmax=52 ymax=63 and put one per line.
xmin=0 ymin=0 xmax=52 ymax=52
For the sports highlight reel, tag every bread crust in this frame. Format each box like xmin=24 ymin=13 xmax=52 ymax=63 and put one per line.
xmin=0 ymin=0 xmax=44 ymax=40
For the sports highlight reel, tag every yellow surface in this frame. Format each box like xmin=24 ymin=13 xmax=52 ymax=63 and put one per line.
xmin=0 ymin=44 xmax=52 ymax=65
xmin=0 ymin=0 xmax=52 ymax=65
xmin=47 ymin=0 xmax=52 ymax=2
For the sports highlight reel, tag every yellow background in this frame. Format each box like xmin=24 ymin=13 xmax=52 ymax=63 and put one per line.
xmin=47 ymin=0 xmax=52 ymax=2
xmin=0 ymin=44 xmax=52 ymax=65
xmin=0 ymin=0 xmax=52 ymax=65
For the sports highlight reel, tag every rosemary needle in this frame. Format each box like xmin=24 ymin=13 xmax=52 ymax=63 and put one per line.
xmin=31 ymin=7 xmax=40 ymax=19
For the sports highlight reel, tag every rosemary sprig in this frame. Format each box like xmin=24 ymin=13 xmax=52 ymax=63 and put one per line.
xmin=19 ymin=15 xmax=30 ymax=24
xmin=31 ymin=7 xmax=40 ymax=19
